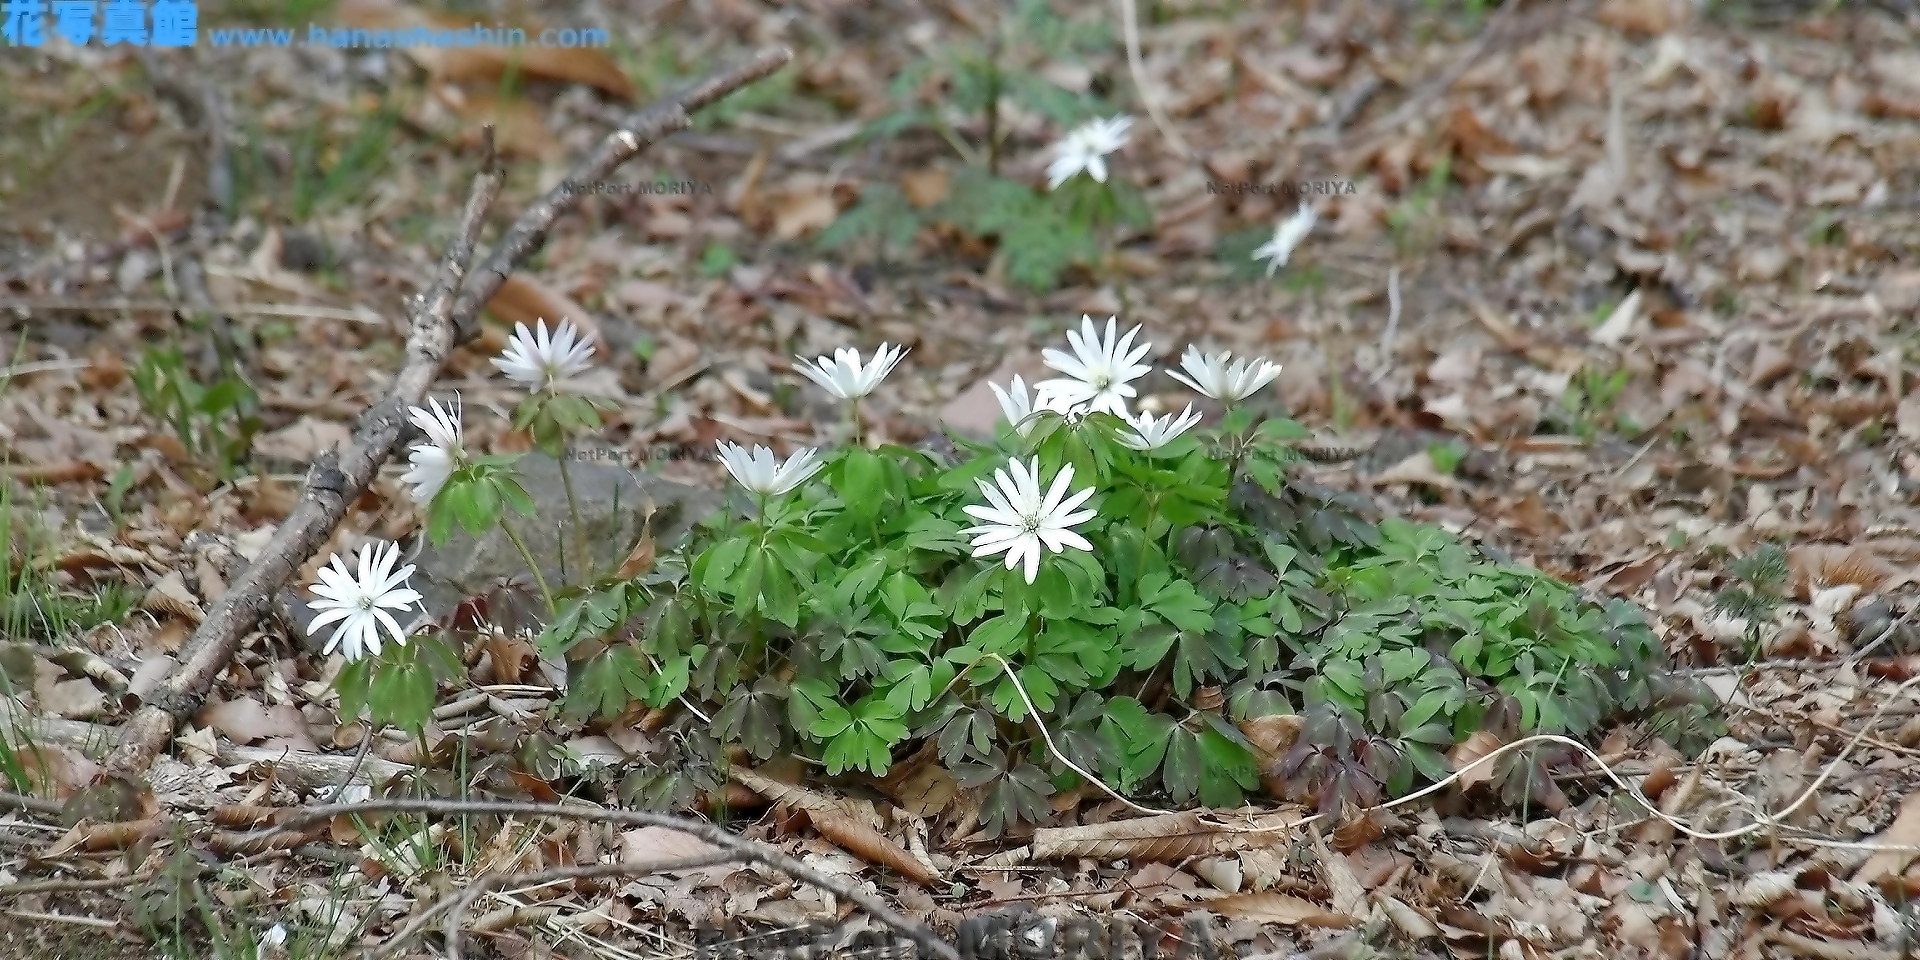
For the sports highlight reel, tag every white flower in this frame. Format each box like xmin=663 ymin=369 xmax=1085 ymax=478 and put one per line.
xmin=1046 ymin=116 xmax=1133 ymax=190
xmin=1166 ymin=346 xmax=1283 ymax=405
xmin=305 ymin=540 xmax=423 ymax=662
xmin=793 ymin=343 xmax=908 ymax=400
xmin=715 ymin=441 xmax=824 ymax=497
xmin=492 ymin=318 xmax=596 ymax=391
xmin=1119 ymin=403 xmax=1202 ymax=451
xmin=991 ymin=375 xmax=1083 ymax=436
xmin=1035 ymin=315 xmax=1153 ymax=417
xmin=400 ymin=396 xmax=464 ymax=504
xmin=962 ymin=457 xmax=1098 ymax=584
xmin=1251 ymin=204 xmax=1317 ymax=276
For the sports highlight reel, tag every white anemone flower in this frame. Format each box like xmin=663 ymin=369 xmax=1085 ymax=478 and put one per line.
xmin=492 ymin=318 xmax=596 ymax=391
xmin=1035 ymin=315 xmax=1153 ymax=417
xmin=991 ymin=375 xmax=1083 ymax=436
xmin=715 ymin=441 xmax=824 ymax=497
xmin=1046 ymin=116 xmax=1133 ymax=190
xmin=962 ymin=457 xmax=1098 ymax=584
xmin=1119 ymin=403 xmax=1202 ymax=452
xmin=1251 ymin=204 xmax=1317 ymax=277
xmin=794 ymin=343 xmax=908 ymax=401
xmin=1167 ymin=346 xmax=1283 ymax=405
xmin=306 ymin=540 xmax=423 ymax=662
xmin=400 ymin=396 xmax=464 ymax=504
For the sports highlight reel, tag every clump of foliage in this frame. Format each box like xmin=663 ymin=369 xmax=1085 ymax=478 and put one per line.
xmin=524 ymin=349 xmax=1710 ymax=829
xmin=131 ymin=344 xmax=263 ymax=484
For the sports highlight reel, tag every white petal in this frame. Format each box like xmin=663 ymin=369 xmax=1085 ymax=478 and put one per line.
xmin=1037 ymin=528 xmax=1093 ymax=554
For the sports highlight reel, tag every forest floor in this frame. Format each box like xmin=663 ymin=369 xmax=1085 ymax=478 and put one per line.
xmin=3 ymin=0 xmax=1920 ymax=958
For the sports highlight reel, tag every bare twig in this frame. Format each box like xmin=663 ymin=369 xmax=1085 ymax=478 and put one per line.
xmin=0 ymin=869 xmax=161 ymax=898
xmin=98 ymin=132 xmax=507 ymax=780
xmin=233 ymin=797 xmax=957 ymax=960
xmin=0 ymin=790 xmax=64 ymax=817
xmin=447 ymin=47 xmax=793 ymax=345
xmin=1369 ymin=266 xmax=1402 ymax=386
xmin=1115 ymin=0 xmax=1192 ymax=159
xmin=0 ymin=298 xmax=381 ymax=323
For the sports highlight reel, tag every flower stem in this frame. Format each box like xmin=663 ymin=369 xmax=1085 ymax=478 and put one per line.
xmin=556 ymin=450 xmax=590 ymax=583
xmin=499 ymin=518 xmax=556 ymax=617
xmin=849 ymin=398 xmax=865 ymax=448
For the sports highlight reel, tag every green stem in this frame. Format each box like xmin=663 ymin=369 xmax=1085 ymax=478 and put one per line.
xmin=849 ymin=399 xmax=864 ymax=448
xmin=557 ymin=449 xmax=589 ymax=583
xmin=499 ymin=518 xmax=556 ymax=616
xmin=1224 ymin=418 xmax=1256 ymax=480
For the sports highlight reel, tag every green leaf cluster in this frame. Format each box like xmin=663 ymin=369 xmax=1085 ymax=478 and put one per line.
xmin=548 ymin=402 xmax=1711 ymax=832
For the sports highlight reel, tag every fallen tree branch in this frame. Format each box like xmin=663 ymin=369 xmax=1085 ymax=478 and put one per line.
xmin=446 ymin=46 xmax=793 ymax=344
xmin=97 ymin=131 xmax=507 ymax=780
xmin=234 ymin=797 xmax=958 ymax=960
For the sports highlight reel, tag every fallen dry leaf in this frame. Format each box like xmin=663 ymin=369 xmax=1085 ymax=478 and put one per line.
xmin=1030 ymin=811 xmax=1251 ymax=862
xmin=732 ymin=767 xmax=940 ymax=885
xmin=199 ymin=696 xmax=319 ymax=751
xmin=141 ymin=571 xmax=205 ymax=624
xmin=1309 ymin=824 xmax=1367 ymax=920
xmin=1450 ymin=730 xmax=1507 ymax=792
xmin=769 ymin=190 xmax=839 ymax=241
xmin=484 ymin=632 xmax=538 ymax=684
xmin=15 ymin=742 xmax=101 ymax=799
xmin=1208 ymin=891 xmax=1356 ymax=928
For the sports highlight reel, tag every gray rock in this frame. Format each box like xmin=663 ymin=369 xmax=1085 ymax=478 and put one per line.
xmin=412 ymin=452 xmax=724 ymax=618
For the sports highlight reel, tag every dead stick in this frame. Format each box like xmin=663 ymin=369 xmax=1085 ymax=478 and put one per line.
xmin=446 ymin=46 xmax=792 ymax=344
xmin=235 ymin=797 xmax=958 ymax=960
xmin=96 ymin=131 xmax=507 ymax=780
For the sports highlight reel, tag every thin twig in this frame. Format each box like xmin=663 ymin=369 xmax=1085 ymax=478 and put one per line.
xmin=0 ymin=790 xmax=65 ymax=817
xmin=97 ymin=131 xmax=507 ymax=780
xmin=1369 ymin=266 xmax=1402 ymax=386
xmin=0 ymin=298 xmax=382 ymax=323
xmin=1115 ymin=0 xmax=1192 ymax=159
xmin=230 ymin=798 xmax=957 ymax=960
xmin=0 ymin=869 xmax=161 ymax=898
xmin=446 ymin=47 xmax=793 ymax=345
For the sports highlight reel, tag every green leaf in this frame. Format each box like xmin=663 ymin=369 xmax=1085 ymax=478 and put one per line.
xmin=968 ymin=613 xmax=1028 ymax=656
xmin=810 ymin=704 xmax=855 ymax=739
xmin=1161 ymin=726 xmax=1203 ymax=803
xmin=788 ymin=678 xmax=839 ymax=736
xmin=566 ymin=644 xmax=650 ymax=719
xmin=697 ymin=537 xmax=750 ymax=594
